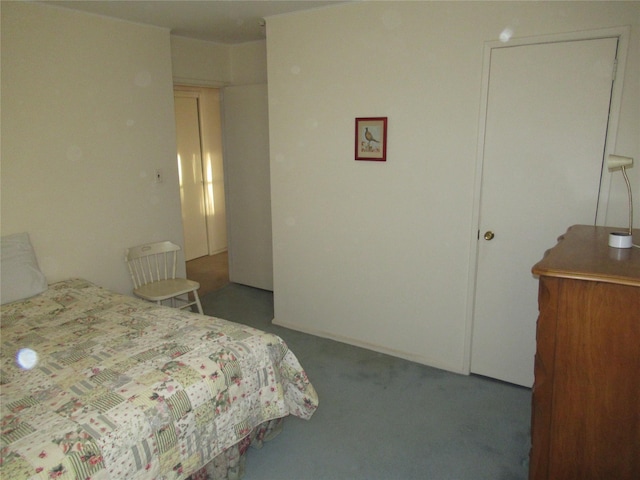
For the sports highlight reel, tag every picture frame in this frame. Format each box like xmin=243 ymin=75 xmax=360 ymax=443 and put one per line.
xmin=355 ymin=117 xmax=387 ymax=161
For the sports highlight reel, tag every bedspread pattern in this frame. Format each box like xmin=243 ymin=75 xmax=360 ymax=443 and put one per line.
xmin=0 ymin=279 xmax=318 ymax=479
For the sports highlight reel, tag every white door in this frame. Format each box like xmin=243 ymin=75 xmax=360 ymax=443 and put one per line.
xmin=222 ymin=85 xmax=273 ymax=291
xmin=470 ymin=37 xmax=619 ymax=387
xmin=174 ymin=94 xmax=209 ymax=261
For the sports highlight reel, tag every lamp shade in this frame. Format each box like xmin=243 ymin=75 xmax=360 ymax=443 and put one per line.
xmin=607 ymin=154 xmax=633 ymax=171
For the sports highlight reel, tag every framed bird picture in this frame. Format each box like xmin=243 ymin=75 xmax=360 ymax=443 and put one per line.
xmin=355 ymin=117 xmax=387 ymax=161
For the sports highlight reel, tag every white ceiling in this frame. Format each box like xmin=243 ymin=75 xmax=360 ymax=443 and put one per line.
xmin=42 ymin=1 xmax=347 ymax=44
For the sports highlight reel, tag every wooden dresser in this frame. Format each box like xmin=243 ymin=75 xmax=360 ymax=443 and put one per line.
xmin=529 ymin=225 xmax=640 ymax=480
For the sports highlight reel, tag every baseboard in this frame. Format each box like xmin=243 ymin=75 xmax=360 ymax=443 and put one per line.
xmin=272 ymin=317 xmax=467 ymax=376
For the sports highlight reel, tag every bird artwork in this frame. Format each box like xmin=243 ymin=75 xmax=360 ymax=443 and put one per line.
xmin=364 ymin=127 xmax=379 ymax=145
xmin=356 ymin=118 xmax=386 ymax=160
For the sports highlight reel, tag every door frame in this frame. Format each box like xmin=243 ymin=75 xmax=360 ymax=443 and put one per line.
xmin=462 ymin=26 xmax=630 ymax=375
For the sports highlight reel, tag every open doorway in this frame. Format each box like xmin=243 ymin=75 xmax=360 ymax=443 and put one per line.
xmin=175 ymin=83 xmax=274 ymax=293
xmin=174 ymin=86 xmax=230 ymax=293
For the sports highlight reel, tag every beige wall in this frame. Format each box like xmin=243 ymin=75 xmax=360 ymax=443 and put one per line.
xmin=3 ymin=1 xmax=636 ymax=375
xmin=1 ymin=2 xmax=184 ymax=294
xmin=171 ymin=35 xmax=231 ymax=86
xmin=267 ymin=1 xmax=640 ymax=373
xmin=1 ymin=3 xmax=270 ymax=296
xmin=230 ymin=41 xmax=268 ymax=85
xmin=171 ymin=36 xmax=267 ymax=86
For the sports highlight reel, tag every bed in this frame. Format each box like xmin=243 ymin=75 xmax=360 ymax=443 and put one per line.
xmin=0 ymin=235 xmax=318 ymax=480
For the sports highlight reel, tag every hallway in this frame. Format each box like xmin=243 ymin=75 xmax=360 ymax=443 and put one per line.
xmin=186 ymin=250 xmax=229 ymax=297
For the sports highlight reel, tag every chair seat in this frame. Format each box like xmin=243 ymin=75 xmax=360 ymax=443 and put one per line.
xmin=134 ymin=278 xmax=200 ymax=302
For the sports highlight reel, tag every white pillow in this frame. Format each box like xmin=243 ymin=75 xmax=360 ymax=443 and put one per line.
xmin=1 ymin=232 xmax=48 ymax=304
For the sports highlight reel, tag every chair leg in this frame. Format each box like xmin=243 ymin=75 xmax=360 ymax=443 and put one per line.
xmin=193 ymin=290 xmax=203 ymax=315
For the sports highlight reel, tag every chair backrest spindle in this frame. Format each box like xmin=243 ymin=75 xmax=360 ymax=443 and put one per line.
xmin=171 ymin=250 xmax=177 ymax=279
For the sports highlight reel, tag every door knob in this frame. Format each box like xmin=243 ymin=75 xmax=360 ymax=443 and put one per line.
xmin=484 ymin=231 xmax=495 ymax=241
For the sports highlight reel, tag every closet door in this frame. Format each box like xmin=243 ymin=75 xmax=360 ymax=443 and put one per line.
xmin=174 ymin=94 xmax=208 ymax=261
xmin=471 ymin=36 xmax=619 ymax=387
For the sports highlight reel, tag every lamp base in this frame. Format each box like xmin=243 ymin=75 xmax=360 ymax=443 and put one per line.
xmin=608 ymin=232 xmax=633 ymax=249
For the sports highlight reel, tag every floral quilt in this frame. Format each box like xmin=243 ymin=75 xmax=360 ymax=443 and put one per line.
xmin=0 ymin=279 xmax=318 ymax=479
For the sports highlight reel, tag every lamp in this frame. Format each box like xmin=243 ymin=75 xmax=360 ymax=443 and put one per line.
xmin=607 ymin=154 xmax=634 ymax=249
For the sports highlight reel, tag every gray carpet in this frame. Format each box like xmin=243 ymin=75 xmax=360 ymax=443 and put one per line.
xmin=200 ymin=284 xmax=531 ymax=480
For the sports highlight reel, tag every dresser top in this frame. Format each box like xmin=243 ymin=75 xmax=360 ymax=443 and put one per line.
xmin=532 ymin=225 xmax=640 ymax=286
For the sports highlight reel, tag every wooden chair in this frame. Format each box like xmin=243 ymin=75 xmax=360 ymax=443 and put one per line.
xmin=125 ymin=241 xmax=203 ymax=314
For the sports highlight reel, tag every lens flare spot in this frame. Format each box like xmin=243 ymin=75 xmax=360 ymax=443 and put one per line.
xmin=500 ymin=28 xmax=514 ymax=43
xmin=16 ymin=348 xmax=38 ymax=370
